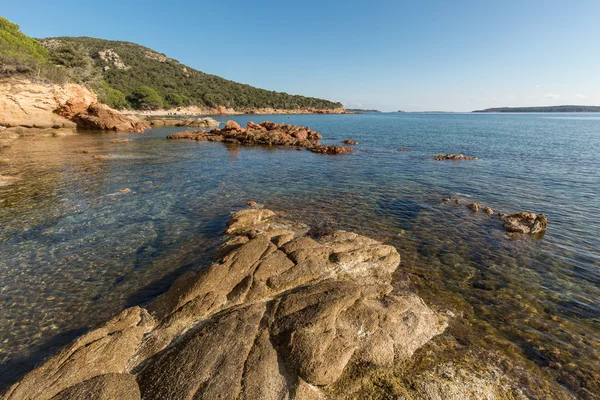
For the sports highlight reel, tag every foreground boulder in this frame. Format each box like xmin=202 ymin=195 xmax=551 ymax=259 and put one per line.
xmin=2 ymin=209 xmax=446 ymax=400
xmin=433 ymin=154 xmax=478 ymax=161
xmin=501 ymin=212 xmax=547 ymax=234
xmin=167 ymin=120 xmax=354 ymax=155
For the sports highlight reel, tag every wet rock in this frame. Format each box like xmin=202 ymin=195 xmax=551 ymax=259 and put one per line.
xmin=482 ymin=206 xmax=494 ymax=215
xmin=467 ymin=203 xmax=480 ymax=212
xmin=5 ymin=209 xmax=447 ymax=400
xmin=2 ymin=307 xmax=154 ymax=400
xmin=455 ymin=199 xmax=462 ymax=204
xmin=110 ymin=138 xmax=131 ymax=144
xmin=397 ymin=147 xmax=410 ymax=152
xmin=342 ymin=139 xmax=359 ymax=145
xmin=247 ymin=200 xmax=257 ymax=207
xmin=310 ymin=145 xmax=354 ymax=155
xmin=442 ymin=197 xmax=450 ymax=202
xmin=225 ymin=208 xmax=277 ymax=235
xmin=433 ymin=154 xmax=478 ymax=161
xmin=502 ymin=212 xmax=548 ymax=234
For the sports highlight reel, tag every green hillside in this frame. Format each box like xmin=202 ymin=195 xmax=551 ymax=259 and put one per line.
xmin=41 ymin=36 xmax=343 ymax=111
xmin=0 ymin=16 xmax=49 ymax=72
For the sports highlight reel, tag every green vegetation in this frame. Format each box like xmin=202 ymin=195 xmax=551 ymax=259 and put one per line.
xmin=40 ymin=36 xmax=344 ymax=110
xmin=127 ymin=86 xmax=164 ymax=110
xmin=473 ymin=105 xmax=600 ymax=112
xmin=0 ymin=16 xmax=49 ymax=73
xmin=1 ymin=17 xmax=343 ymax=111
xmin=97 ymin=81 xmax=127 ymax=109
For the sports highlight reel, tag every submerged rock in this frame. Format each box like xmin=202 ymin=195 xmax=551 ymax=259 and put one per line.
xmin=467 ymin=202 xmax=480 ymax=212
xmin=3 ymin=209 xmax=447 ymax=400
xmin=342 ymin=139 xmax=359 ymax=145
xmin=502 ymin=212 xmax=547 ymax=234
xmin=433 ymin=154 xmax=478 ymax=161
xmin=110 ymin=138 xmax=131 ymax=144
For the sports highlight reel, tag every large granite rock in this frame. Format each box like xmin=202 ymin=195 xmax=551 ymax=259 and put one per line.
xmin=2 ymin=209 xmax=446 ymax=400
xmin=167 ymin=120 xmax=354 ymax=155
xmin=0 ymin=77 xmax=149 ymax=134
xmin=70 ymin=103 xmax=150 ymax=132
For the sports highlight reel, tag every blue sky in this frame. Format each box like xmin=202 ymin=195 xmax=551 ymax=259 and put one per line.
xmin=3 ymin=0 xmax=600 ymax=111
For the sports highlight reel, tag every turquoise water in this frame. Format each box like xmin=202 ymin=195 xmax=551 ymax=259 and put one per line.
xmin=0 ymin=113 xmax=599 ymax=396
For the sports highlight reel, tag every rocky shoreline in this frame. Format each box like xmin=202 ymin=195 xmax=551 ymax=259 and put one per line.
xmin=125 ymin=105 xmax=355 ymax=118
xmin=0 ymin=77 xmax=148 ymax=147
xmin=2 ymin=208 xmax=447 ymax=400
xmin=1 ymin=207 xmax=570 ymax=400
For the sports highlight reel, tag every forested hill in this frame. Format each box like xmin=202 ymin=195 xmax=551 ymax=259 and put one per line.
xmin=39 ymin=36 xmax=342 ymax=111
xmin=473 ymin=105 xmax=600 ymax=113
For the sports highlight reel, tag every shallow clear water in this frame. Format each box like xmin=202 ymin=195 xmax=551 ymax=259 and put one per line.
xmin=0 ymin=113 xmax=599 ymax=395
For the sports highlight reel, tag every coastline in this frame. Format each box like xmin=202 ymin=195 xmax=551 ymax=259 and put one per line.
xmin=121 ymin=105 xmax=355 ymax=118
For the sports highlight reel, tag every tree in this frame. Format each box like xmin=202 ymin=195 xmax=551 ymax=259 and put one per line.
xmin=165 ymin=92 xmax=184 ymax=107
xmin=127 ymin=86 xmax=163 ymax=110
xmin=98 ymin=82 xmax=128 ymax=109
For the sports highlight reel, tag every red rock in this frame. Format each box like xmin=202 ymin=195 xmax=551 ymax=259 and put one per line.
xmin=167 ymin=121 xmax=352 ymax=155
xmin=72 ymin=103 xmax=150 ymax=133
xmin=224 ymin=120 xmax=241 ymax=131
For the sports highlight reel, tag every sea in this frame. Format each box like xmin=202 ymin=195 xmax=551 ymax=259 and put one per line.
xmin=0 ymin=112 xmax=598 ymax=396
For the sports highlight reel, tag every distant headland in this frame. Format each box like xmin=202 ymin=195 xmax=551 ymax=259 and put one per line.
xmin=346 ymin=108 xmax=381 ymax=113
xmin=473 ymin=105 xmax=600 ymax=113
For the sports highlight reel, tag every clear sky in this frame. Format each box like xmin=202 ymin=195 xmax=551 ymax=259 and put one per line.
xmin=2 ymin=0 xmax=600 ymax=111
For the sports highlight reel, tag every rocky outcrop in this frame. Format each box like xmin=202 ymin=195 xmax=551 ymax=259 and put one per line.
xmin=167 ymin=120 xmax=354 ymax=155
xmin=148 ymin=117 xmax=220 ymax=128
xmin=0 ymin=77 xmax=81 ymax=129
xmin=501 ymin=212 xmax=548 ymax=234
xmin=433 ymin=154 xmax=478 ymax=161
xmin=2 ymin=209 xmax=447 ymax=400
xmin=70 ymin=103 xmax=149 ymax=132
xmin=0 ymin=77 xmax=149 ymax=137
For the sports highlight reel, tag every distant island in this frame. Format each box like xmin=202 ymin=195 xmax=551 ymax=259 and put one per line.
xmin=346 ymin=108 xmax=381 ymax=113
xmin=473 ymin=105 xmax=600 ymax=113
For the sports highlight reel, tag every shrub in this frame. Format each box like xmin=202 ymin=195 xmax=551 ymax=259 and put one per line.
xmin=165 ymin=92 xmax=184 ymax=107
xmin=98 ymin=82 xmax=128 ymax=109
xmin=127 ymin=86 xmax=163 ymax=110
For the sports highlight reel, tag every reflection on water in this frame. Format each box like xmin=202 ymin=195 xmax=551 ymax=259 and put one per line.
xmin=0 ymin=113 xmax=599 ymax=396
